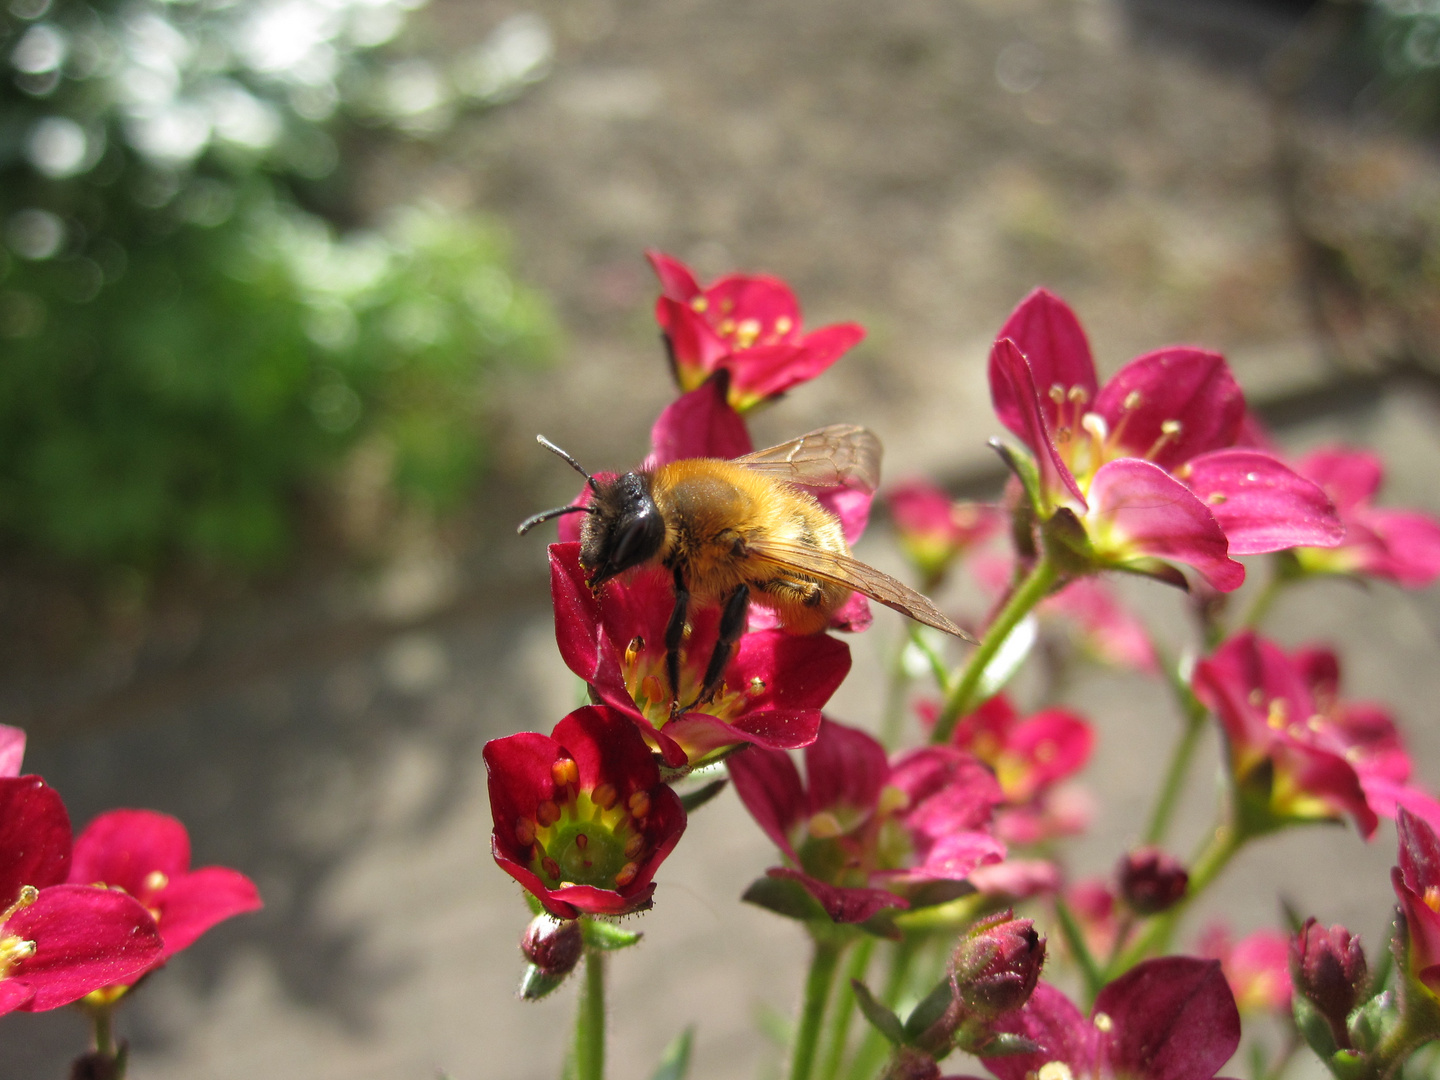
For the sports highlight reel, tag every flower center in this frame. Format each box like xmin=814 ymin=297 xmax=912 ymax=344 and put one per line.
xmin=0 ymin=886 xmax=39 ymax=977
xmin=518 ymin=758 xmax=654 ymax=893
xmin=620 ymin=635 xmax=749 ymax=727
xmin=1046 ymin=384 xmax=1182 ymax=490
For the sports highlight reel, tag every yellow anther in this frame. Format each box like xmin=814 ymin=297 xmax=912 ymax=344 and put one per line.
xmin=142 ymin=870 xmax=169 ymax=895
xmin=1207 ymin=492 xmax=1227 ymax=505
xmin=690 ymin=296 xmax=708 ymax=313
xmin=774 ymin=315 xmax=793 ymax=335
xmin=808 ymin=811 xmax=844 ymax=839
xmin=593 ymin=783 xmax=619 ymax=811
xmin=748 ymin=676 xmax=766 ymax=697
xmin=640 ymin=675 xmax=666 ymax=707
xmin=1265 ymin=699 xmax=1288 ymax=730
xmin=628 ymin=790 xmax=652 ymax=819
xmin=0 ymin=885 xmax=38 ymax=924
xmin=1093 ymin=1011 xmax=1114 ymax=1032
xmin=614 ymin=862 xmax=639 ymax=888
xmin=1080 ymin=412 xmax=1108 ymax=441
xmin=624 ymin=833 xmax=645 ymax=859
xmin=735 ymin=318 xmax=762 ymax=347
xmin=552 ymin=757 xmax=579 ymax=787
xmin=1425 ymin=885 xmax=1440 ymax=914
xmin=1123 ymin=390 xmax=1142 ymax=410
xmin=1048 ymin=384 xmax=1066 ymax=404
xmin=1038 ymin=1064 xmax=1075 ymax=1080
xmin=1161 ymin=419 xmax=1182 ymax=435
xmin=718 ymin=317 xmax=736 ymax=336
xmin=515 ymin=817 xmax=536 ymax=846
xmin=876 ymin=785 xmax=910 ymax=816
xmin=1067 ymin=385 xmax=1089 ymax=405
xmin=625 ymin=636 xmax=644 ymax=667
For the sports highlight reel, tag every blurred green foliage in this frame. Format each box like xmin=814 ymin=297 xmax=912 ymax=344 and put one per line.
xmin=0 ymin=0 xmax=556 ymax=571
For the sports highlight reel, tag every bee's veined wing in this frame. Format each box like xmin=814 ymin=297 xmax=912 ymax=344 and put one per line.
xmin=746 ymin=537 xmax=975 ymax=642
xmin=732 ymin=425 xmax=882 ymax=493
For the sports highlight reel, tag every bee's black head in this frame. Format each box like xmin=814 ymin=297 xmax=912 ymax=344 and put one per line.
xmin=580 ymin=472 xmax=665 ymax=587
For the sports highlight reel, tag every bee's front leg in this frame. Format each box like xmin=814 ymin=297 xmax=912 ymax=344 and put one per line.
xmin=692 ymin=584 xmax=749 ymax=710
xmin=665 ymin=565 xmax=690 ymax=717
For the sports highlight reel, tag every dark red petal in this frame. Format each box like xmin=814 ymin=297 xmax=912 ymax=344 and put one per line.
xmin=993 ymin=289 xmax=1098 ymax=435
xmin=654 ymin=298 xmax=727 ymax=377
xmin=151 ymin=867 xmax=261 ymax=958
xmin=0 ymin=777 xmax=71 ymax=903
xmin=1007 ymin=709 xmax=1094 ymax=793
xmin=1086 ymin=459 xmax=1243 ymax=591
xmin=805 ymin=719 xmax=889 ymax=817
xmin=547 ymin=881 xmax=656 ymax=917
xmin=646 ymin=250 xmax=702 ymax=301
xmin=765 ymin=867 xmax=906 ymax=923
xmin=889 ymin=747 xmax=1004 ymax=834
xmin=645 ymin=375 xmax=753 ymax=467
xmin=982 ymin=982 xmax=1096 ymax=1080
xmin=490 ymin=842 xmax=580 ymax=920
xmin=552 ymin=706 xmax=661 ymax=793
xmin=0 ymin=726 xmax=25 ymax=778
xmin=7 ymin=885 xmax=163 ymax=1010
xmin=721 ymin=324 xmax=866 ymax=403
xmin=1181 ymin=450 xmax=1343 ymax=555
xmin=1095 ymin=348 xmax=1243 ymax=470
xmin=728 ymin=746 xmax=807 ymax=861
xmin=1295 ymin=446 xmax=1384 ymax=514
xmin=0 ymin=981 xmax=34 ymax=1015
xmin=1398 ymin=807 xmax=1440 ymax=893
xmin=989 ymin=338 xmax=1086 ymax=508
xmin=628 ymin=782 xmax=687 ymax=896
xmin=1094 ymin=957 xmax=1240 ymax=1080
xmin=704 ymin=274 xmax=802 ymax=331
xmin=664 ymin=708 xmax=822 ymax=759
xmin=549 ymin=542 xmax=603 ymax=685
xmin=484 ymin=731 xmax=562 ymax=861
xmin=69 ymin=809 xmax=191 ymax=897
xmin=733 ymin=630 xmax=850 ymax=712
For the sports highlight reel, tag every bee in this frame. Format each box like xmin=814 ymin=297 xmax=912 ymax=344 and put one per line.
xmin=519 ymin=425 xmax=972 ymax=712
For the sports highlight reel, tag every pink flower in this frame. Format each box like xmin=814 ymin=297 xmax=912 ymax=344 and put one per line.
xmin=1191 ymin=632 xmax=1432 ymax=839
xmin=550 ymin=542 xmax=849 ymax=767
xmin=924 ymin=694 xmax=1093 ymax=845
xmin=1292 ymin=446 xmax=1440 ymax=588
xmin=1040 ymin=577 xmax=1159 ymax=673
xmin=1395 ymin=808 xmax=1440 ymax=999
xmin=68 ymin=810 xmax=262 ymax=978
xmin=1197 ymin=923 xmax=1292 ymax=1015
xmin=485 ymin=706 xmax=687 ymax=919
xmin=988 ymin=290 xmax=1342 ymax=591
xmin=647 ymin=251 xmax=865 ymax=412
xmin=728 ymin=718 xmax=1004 ymax=924
xmin=885 ymin=480 xmax=1001 ymax=587
xmin=0 ymin=777 xmax=163 ymax=1014
xmin=978 ymin=957 xmax=1241 ymax=1080
xmin=0 ymin=725 xmax=25 ymax=778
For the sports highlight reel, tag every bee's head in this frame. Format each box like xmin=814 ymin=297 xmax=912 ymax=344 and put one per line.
xmin=579 ymin=472 xmax=665 ymax=587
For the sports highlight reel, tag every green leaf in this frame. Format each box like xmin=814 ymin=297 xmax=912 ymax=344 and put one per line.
xmin=742 ymin=875 xmax=830 ymax=923
xmin=581 ymin=920 xmax=643 ymax=951
xmin=902 ymin=978 xmax=955 ymax=1042
xmin=857 ymin=906 xmax=905 ymax=941
xmin=851 ymin=979 xmax=906 ymax=1046
xmin=518 ymin=963 xmax=569 ymax=1001
xmin=679 ymin=778 xmax=728 ymax=813
xmin=649 ymin=1027 xmax=694 ymax=1080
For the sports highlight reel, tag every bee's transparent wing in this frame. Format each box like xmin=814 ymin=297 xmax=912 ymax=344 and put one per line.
xmin=732 ymin=425 xmax=882 ymax=493
xmin=746 ymin=537 xmax=974 ymax=641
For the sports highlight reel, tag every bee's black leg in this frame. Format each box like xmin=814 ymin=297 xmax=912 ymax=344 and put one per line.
xmin=665 ymin=565 xmax=689 ymax=715
xmin=693 ymin=584 xmax=749 ymax=709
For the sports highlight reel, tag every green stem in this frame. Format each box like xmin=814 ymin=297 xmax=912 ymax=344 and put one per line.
xmin=1110 ymin=823 xmax=1244 ymax=977
xmin=1143 ymin=663 xmax=1209 ymax=846
xmin=1240 ymin=576 xmax=1284 ymax=631
xmin=92 ymin=1004 xmax=114 ymax=1056
xmin=575 ymin=948 xmax=606 ymax=1080
xmin=931 ymin=556 xmax=1058 ymax=744
xmin=819 ymin=938 xmax=874 ymax=1080
xmin=791 ymin=935 xmax=844 ymax=1080
xmin=1053 ymin=896 xmax=1105 ymax=1003
xmin=847 ymin=937 xmax=919 ymax=1080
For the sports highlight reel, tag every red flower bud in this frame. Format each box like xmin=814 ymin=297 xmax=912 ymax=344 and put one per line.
xmin=521 ymin=914 xmax=585 ymax=978
xmin=1117 ymin=846 xmax=1189 ymax=915
xmin=1290 ymin=918 xmax=1367 ymax=1048
xmin=950 ymin=910 xmax=1046 ymax=1020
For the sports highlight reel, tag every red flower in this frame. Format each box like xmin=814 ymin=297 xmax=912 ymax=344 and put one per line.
xmin=68 ymin=810 xmax=262 ymax=975
xmin=485 ymin=706 xmax=686 ymax=919
xmin=1292 ymin=445 xmax=1440 ymax=588
xmin=988 ymin=289 xmax=1342 ymax=590
xmin=885 ymin=480 xmax=1000 ymax=588
xmin=978 ymin=958 xmax=1241 ymax=1080
xmin=1197 ymin=923 xmax=1292 ymax=1015
xmin=550 ymin=542 xmax=850 ymax=767
xmin=728 ymin=718 xmax=1004 ymax=923
xmin=0 ymin=725 xmax=24 ymax=778
xmin=1192 ymin=631 xmax=1428 ymax=838
xmin=1393 ymin=808 xmax=1440 ymax=999
xmin=647 ymin=251 xmax=865 ymax=412
xmin=925 ymin=694 xmax=1093 ymax=845
xmin=0 ymin=777 xmax=163 ymax=1014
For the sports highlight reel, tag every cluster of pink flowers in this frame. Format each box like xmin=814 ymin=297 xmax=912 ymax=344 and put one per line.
xmin=489 ymin=255 xmax=1440 ymax=1080
xmin=0 ymin=724 xmax=259 ymax=1066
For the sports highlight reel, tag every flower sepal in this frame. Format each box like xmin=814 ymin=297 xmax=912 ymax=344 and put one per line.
xmin=741 ymin=871 xmax=905 ymax=940
xmin=581 ymin=918 xmax=643 ymax=952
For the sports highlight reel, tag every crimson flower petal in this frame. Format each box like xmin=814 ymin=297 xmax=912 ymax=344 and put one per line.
xmin=645 ymin=375 xmax=753 ymax=467
xmin=1086 ymin=458 xmax=1243 ymax=591
xmin=70 ymin=809 xmax=191 ymax=895
xmin=1094 ymin=348 xmax=1243 ymax=471
xmin=764 ymin=868 xmax=906 ymax=924
xmin=1358 ymin=509 xmax=1440 ymax=587
xmin=646 ymin=249 xmax=702 ymax=300
xmin=0 ymin=726 xmax=25 ymax=778
xmin=989 ymin=338 xmax=1086 ymax=508
xmin=992 ymin=288 xmax=1098 ymax=437
xmin=6 ymin=885 xmax=163 ymax=1011
xmin=1296 ymin=446 xmax=1384 ymax=514
xmin=0 ymin=777 xmax=71 ymax=903
xmin=0 ymin=981 xmax=33 ymax=1016
xmin=983 ymin=982 xmax=1096 ymax=1080
xmin=1180 ymin=450 xmax=1342 ymax=555
xmin=1095 ymin=957 xmax=1240 ymax=1080
xmin=804 ymin=721 xmax=889 ymax=817
xmin=144 ymin=866 xmax=261 ymax=958
xmin=727 ymin=747 xmax=807 ymax=862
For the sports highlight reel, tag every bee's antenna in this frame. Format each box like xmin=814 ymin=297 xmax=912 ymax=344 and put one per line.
xmin=537 ymin=435 xmax=600 ymax=494
xmin=517 ymin=504 xmax=595 ymax=536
